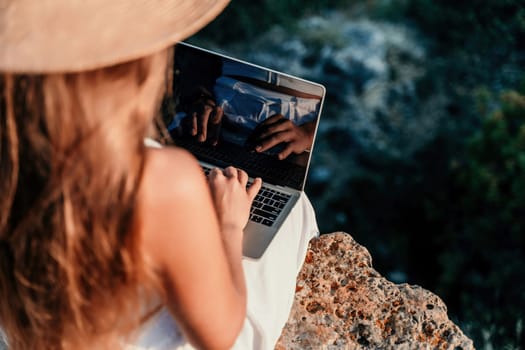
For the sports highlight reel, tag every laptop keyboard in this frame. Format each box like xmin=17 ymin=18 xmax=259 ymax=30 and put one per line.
xmin=202 ymin=166 xmax=291 ymax=227
xmin=176 ymin=136 xmax=305 ymax=189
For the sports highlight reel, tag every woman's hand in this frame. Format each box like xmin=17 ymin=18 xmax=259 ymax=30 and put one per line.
xmin=208 ymin=167 xmax=262 ymax=235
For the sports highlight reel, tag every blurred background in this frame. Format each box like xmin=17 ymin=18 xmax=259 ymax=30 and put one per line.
xmin=188 ymin=0 xmax=525 ymax=348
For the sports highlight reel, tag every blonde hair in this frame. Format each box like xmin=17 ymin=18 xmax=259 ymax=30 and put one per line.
xmin=0 ymin=50 xmax=168 ymax=349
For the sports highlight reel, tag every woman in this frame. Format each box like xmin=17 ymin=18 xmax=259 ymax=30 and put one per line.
xmin=0 ymin=1 xmax=318 ymax=349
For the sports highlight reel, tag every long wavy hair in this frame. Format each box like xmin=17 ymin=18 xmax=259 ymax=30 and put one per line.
xmin=0 ymin=49 xmax=168 ymax=349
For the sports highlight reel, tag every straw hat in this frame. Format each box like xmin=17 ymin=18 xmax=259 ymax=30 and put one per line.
xmin=0 ymin=0 xmax=230 ymax=73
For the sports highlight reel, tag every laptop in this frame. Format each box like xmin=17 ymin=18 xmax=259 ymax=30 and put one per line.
xmin=160 ymin=42 xmax=326 ymax=259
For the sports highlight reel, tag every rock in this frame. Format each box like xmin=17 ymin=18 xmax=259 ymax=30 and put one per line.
xmin=275 ymin=232 xmax=474 ymax=350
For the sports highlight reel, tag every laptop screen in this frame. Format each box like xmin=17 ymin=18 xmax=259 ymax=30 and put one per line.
xmin=161 ymin=42 xmax=325 ymax=191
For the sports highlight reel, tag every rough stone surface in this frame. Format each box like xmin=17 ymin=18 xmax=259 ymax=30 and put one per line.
xmin=275 ymin=232 xmax=474 ymax=350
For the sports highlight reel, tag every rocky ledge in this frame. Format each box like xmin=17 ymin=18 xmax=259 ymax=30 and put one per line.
xmin=276 ymin=232 xmax=474 ymax=350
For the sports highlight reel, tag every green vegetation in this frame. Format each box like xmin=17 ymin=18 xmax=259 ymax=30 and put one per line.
xmin=433 ymin=87 xmax=525 ymax=348
xmin=399 ymin=2 xmax=525 ymax=347
xmin=195 ymin=0 xmax=350 ymax=44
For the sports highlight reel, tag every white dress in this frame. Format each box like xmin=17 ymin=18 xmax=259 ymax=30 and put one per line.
xmin=126 ymin=192 xmax=319 ymax=350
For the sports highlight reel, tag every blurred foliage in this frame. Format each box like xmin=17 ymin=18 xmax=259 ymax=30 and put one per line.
xmin=194 ymin=0 xmax=350 ymax=44
xmin=397 ymin=2 xmax=525 ymax=348
xmin=404 ymin=0 xmax=525 ymax=91
xmin=406 ymin=0 xmax=525 ymax=50
xmin=434 ymin=87 xmax=525 ymax=349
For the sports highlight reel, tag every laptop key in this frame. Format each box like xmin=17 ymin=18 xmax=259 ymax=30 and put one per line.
xmin=261 ymin=219 xmax=273 ymax=226
xmin=272 ymin=194 xmax=290 ymax=202
xmin=253 ymin=209 xmax=277 ymax=221
xmin=262 ymin=205 xmax=281 ymax=215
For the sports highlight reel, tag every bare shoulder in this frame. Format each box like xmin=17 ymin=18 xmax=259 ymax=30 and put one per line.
xmin=140 ymin=147 xmax=206 ymax=204
xmin=137 ymin=146 xmax=219 ymax=268
xmin=137 ymin=146 xmax=212 ymax=248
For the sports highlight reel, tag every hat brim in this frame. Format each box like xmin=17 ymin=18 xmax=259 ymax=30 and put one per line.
xmin=0 ymin=0 xmax=230 ymax=73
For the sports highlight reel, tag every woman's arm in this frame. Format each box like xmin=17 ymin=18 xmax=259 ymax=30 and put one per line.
xmin=138 ymin=147 xmax=260 ymax=350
